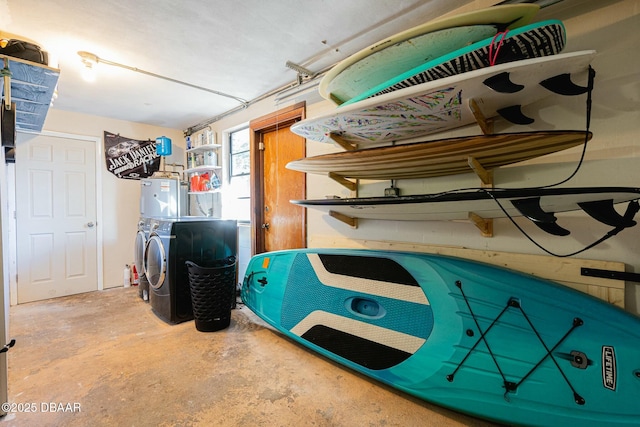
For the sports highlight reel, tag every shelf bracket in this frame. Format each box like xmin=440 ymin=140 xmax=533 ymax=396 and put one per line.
xmin=468 ymin=212 xmax=493 ymax=237
xmin=329 ymin=210 xmax=358 ymax=228
xmin=328 ymin=172 xmax=358 ymax=192
xmin=469 ymin=98 xmax=494 ymax=135
xmin=468 ymin=156 xmax=493 ymax=187
xmin=2 ymin=57 xmax=11 ymax=109
xmin=329 ymin=133 xmax=357 ymax=151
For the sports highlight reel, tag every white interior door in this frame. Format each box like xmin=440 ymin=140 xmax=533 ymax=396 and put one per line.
xmin=15 ymin=132 xmax=98 ymax=303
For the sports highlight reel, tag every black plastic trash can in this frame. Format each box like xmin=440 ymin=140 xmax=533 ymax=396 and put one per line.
xmin=185 ymin=257 xmax=237 ymax=332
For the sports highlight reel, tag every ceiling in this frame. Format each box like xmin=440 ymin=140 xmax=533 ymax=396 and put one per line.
xmin=1 ymin=0 xmax=582 ymax=132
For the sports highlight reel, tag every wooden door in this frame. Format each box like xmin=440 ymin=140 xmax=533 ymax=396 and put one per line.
xmin=262 ymin=127 xmax=306 ymax=251
xmin=15 ymin=132 xmax=98 ymax=303
xmin=250 ymin=103 xmax=306 ymax=254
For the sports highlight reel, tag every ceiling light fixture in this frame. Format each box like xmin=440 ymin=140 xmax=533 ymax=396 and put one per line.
xmin=78 ymin=51 xmax=97 ymax=82
xmin=76 ymin=51 xmax=249 ymax=107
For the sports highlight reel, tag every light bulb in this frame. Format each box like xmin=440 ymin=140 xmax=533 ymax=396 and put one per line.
xmin=81 ymin=62 xmax=96 ymax=82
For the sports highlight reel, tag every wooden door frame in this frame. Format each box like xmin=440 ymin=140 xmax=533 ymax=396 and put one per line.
xmin=249 ymin=102 xmax=306 ymax=255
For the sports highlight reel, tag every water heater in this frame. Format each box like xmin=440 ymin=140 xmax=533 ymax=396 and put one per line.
xmin=140 ymin=177 xmax=187 ymax=218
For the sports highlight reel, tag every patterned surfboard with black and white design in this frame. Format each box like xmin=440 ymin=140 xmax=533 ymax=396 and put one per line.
xmin=241 ymin=248 xmax=640 ymax=427
xmin=346 ymin=20 xmax=566 ymax=105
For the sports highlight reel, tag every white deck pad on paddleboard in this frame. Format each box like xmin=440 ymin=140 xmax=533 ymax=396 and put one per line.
xmin=289 ymin=311 xmax=427 ymax=354
xmin=307 ymin=253 xmax=429 ymax=303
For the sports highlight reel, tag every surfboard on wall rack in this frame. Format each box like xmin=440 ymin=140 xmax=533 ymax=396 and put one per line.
xmin=291 ymin=187 xmax=640 ymax=236
xmin=292 ymin=51 xmax=597 ymax=145
xmin=319 ymin=3 xmax=541 ymax=104
xmin=286 ymin=130 xmax=591 ymax=181
xmin=343 ymin=19 xmax=566 ymax=106
xmin=241 ymin=248 xmax=640 ymax=426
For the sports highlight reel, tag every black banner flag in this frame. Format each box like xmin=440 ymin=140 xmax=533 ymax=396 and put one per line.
xmin=104 ymin=131 xmax=161 ymax=179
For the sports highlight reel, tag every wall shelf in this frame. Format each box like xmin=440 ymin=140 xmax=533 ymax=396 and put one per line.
xmin=186 ymin=136 xmax=222 ymax=212
xmin=186 ymin=143 xmax=221 ymax=153
xmin=1 ymin=54 xmax=59 ymax=133
xmin=188 ymin=189 xmax=222 ymax=195
xmin=185 ymin=164 xmax=221 ymax=174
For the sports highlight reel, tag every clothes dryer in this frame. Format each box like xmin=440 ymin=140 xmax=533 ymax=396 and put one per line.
xmin=134 ymin=217 xmax=153 ymax=301
xmin=144 ymin=218 xmax=237 ymax=323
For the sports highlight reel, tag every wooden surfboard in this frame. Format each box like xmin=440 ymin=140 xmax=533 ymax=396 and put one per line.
xmin=286 ymin=130 xmax=591 ymax=180
xmin=320 ymin=4 xmax=540 ymax=104
xmin=291 ymin=51 xmax=596 ymax=145
xmin=291 ymin=187 xmax=640 ymax=236
xmin=344 ymin=19 xmax=566 ymax=106
xmin=241 ymin=248 xmax=640 ymax=426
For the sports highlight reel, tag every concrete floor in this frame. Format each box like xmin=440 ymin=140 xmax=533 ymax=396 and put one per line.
xmin=2 ymin=287 xmax=498 ymax=427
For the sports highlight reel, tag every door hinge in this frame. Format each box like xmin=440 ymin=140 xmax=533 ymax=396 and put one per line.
xmin=258 ymin=142 xmax=265 ymax=151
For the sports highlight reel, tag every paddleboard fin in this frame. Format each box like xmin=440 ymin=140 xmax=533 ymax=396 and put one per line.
xmin=496 ymin=105 xmax=534 ymax=125
xmin=578 ymin=199 xmax=637 ymax=228
xmin=483 ymin=72 xmax=524 ymax=94
xmin=539 ymin=73 xmax=590 ymax=96
xmin=511 ymin=197 xmax=571 ymax=236
xmin=511 ymin=197 xmax=556 ymax=223
xmin=533 ymin=221 xmax=572 ymax=237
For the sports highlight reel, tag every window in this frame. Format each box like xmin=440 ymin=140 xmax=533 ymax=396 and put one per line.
xmin=230 ymin=127 xmax=250 ymax=177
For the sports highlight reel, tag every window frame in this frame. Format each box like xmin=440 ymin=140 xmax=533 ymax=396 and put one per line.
xmin=229 ymin=127 xmax=250 ymax=178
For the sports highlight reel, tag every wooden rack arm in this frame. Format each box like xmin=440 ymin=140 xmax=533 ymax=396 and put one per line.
xmin=468 ymin=212 xmax=493 ymax=237
xmin=329 ymin=210 xmax=358 ymax=228
xmin=328 ymin=172 xmax=357 ymax=191
xmin=468 ymin=98 xmax=494 ymax=135
xmin=329 ymin=133 xmax=357 ymax=151
xmin=467 ymin=156 xmax=493 ymax=186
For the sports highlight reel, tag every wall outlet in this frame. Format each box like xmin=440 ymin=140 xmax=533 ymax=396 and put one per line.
xmin=384 ymin=187 xmax=400 ymax=197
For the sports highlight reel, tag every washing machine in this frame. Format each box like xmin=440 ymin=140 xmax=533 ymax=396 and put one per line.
xmin=143 ymin=218 xmax=237 ymax=324
xmin=134 ymin=217 xmax=153 ymax=301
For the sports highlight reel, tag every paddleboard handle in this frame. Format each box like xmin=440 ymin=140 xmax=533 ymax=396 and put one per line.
xmin=346 ymin=297 xmax=386 ymax=319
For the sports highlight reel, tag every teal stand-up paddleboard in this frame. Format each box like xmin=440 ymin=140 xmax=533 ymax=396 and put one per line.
xmin=241 ymin=248 xmax=640 ymax=426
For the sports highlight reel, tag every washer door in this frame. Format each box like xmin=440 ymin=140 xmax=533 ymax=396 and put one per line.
xmin=134 ymin=230 xmax=147 ymax=278
xmin=144 ymin=234 xmax=166 ymax=290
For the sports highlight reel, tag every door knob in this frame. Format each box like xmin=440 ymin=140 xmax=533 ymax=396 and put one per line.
xmin=87 ymin=222 xmax=95 ymax=228
xmin=261 ymin=223 xmax=270 ymax=230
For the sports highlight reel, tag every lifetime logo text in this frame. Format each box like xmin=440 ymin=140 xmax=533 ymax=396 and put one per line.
xmin=602 ymin=346 xmax=617 ymax=391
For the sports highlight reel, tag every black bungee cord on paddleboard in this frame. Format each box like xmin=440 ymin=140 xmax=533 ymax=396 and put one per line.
xmin=449 ymin=281 xmax=586 ymax=404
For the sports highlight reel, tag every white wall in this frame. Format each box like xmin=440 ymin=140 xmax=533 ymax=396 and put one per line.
xmin=41 ymin=109 xmax=185 ymax=289
xmin=208 ymin=1 xmax=640 ymax=313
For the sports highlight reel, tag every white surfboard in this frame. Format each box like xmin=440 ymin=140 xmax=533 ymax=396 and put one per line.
xmin=292 ymin=51 xmax=596 ymax=145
